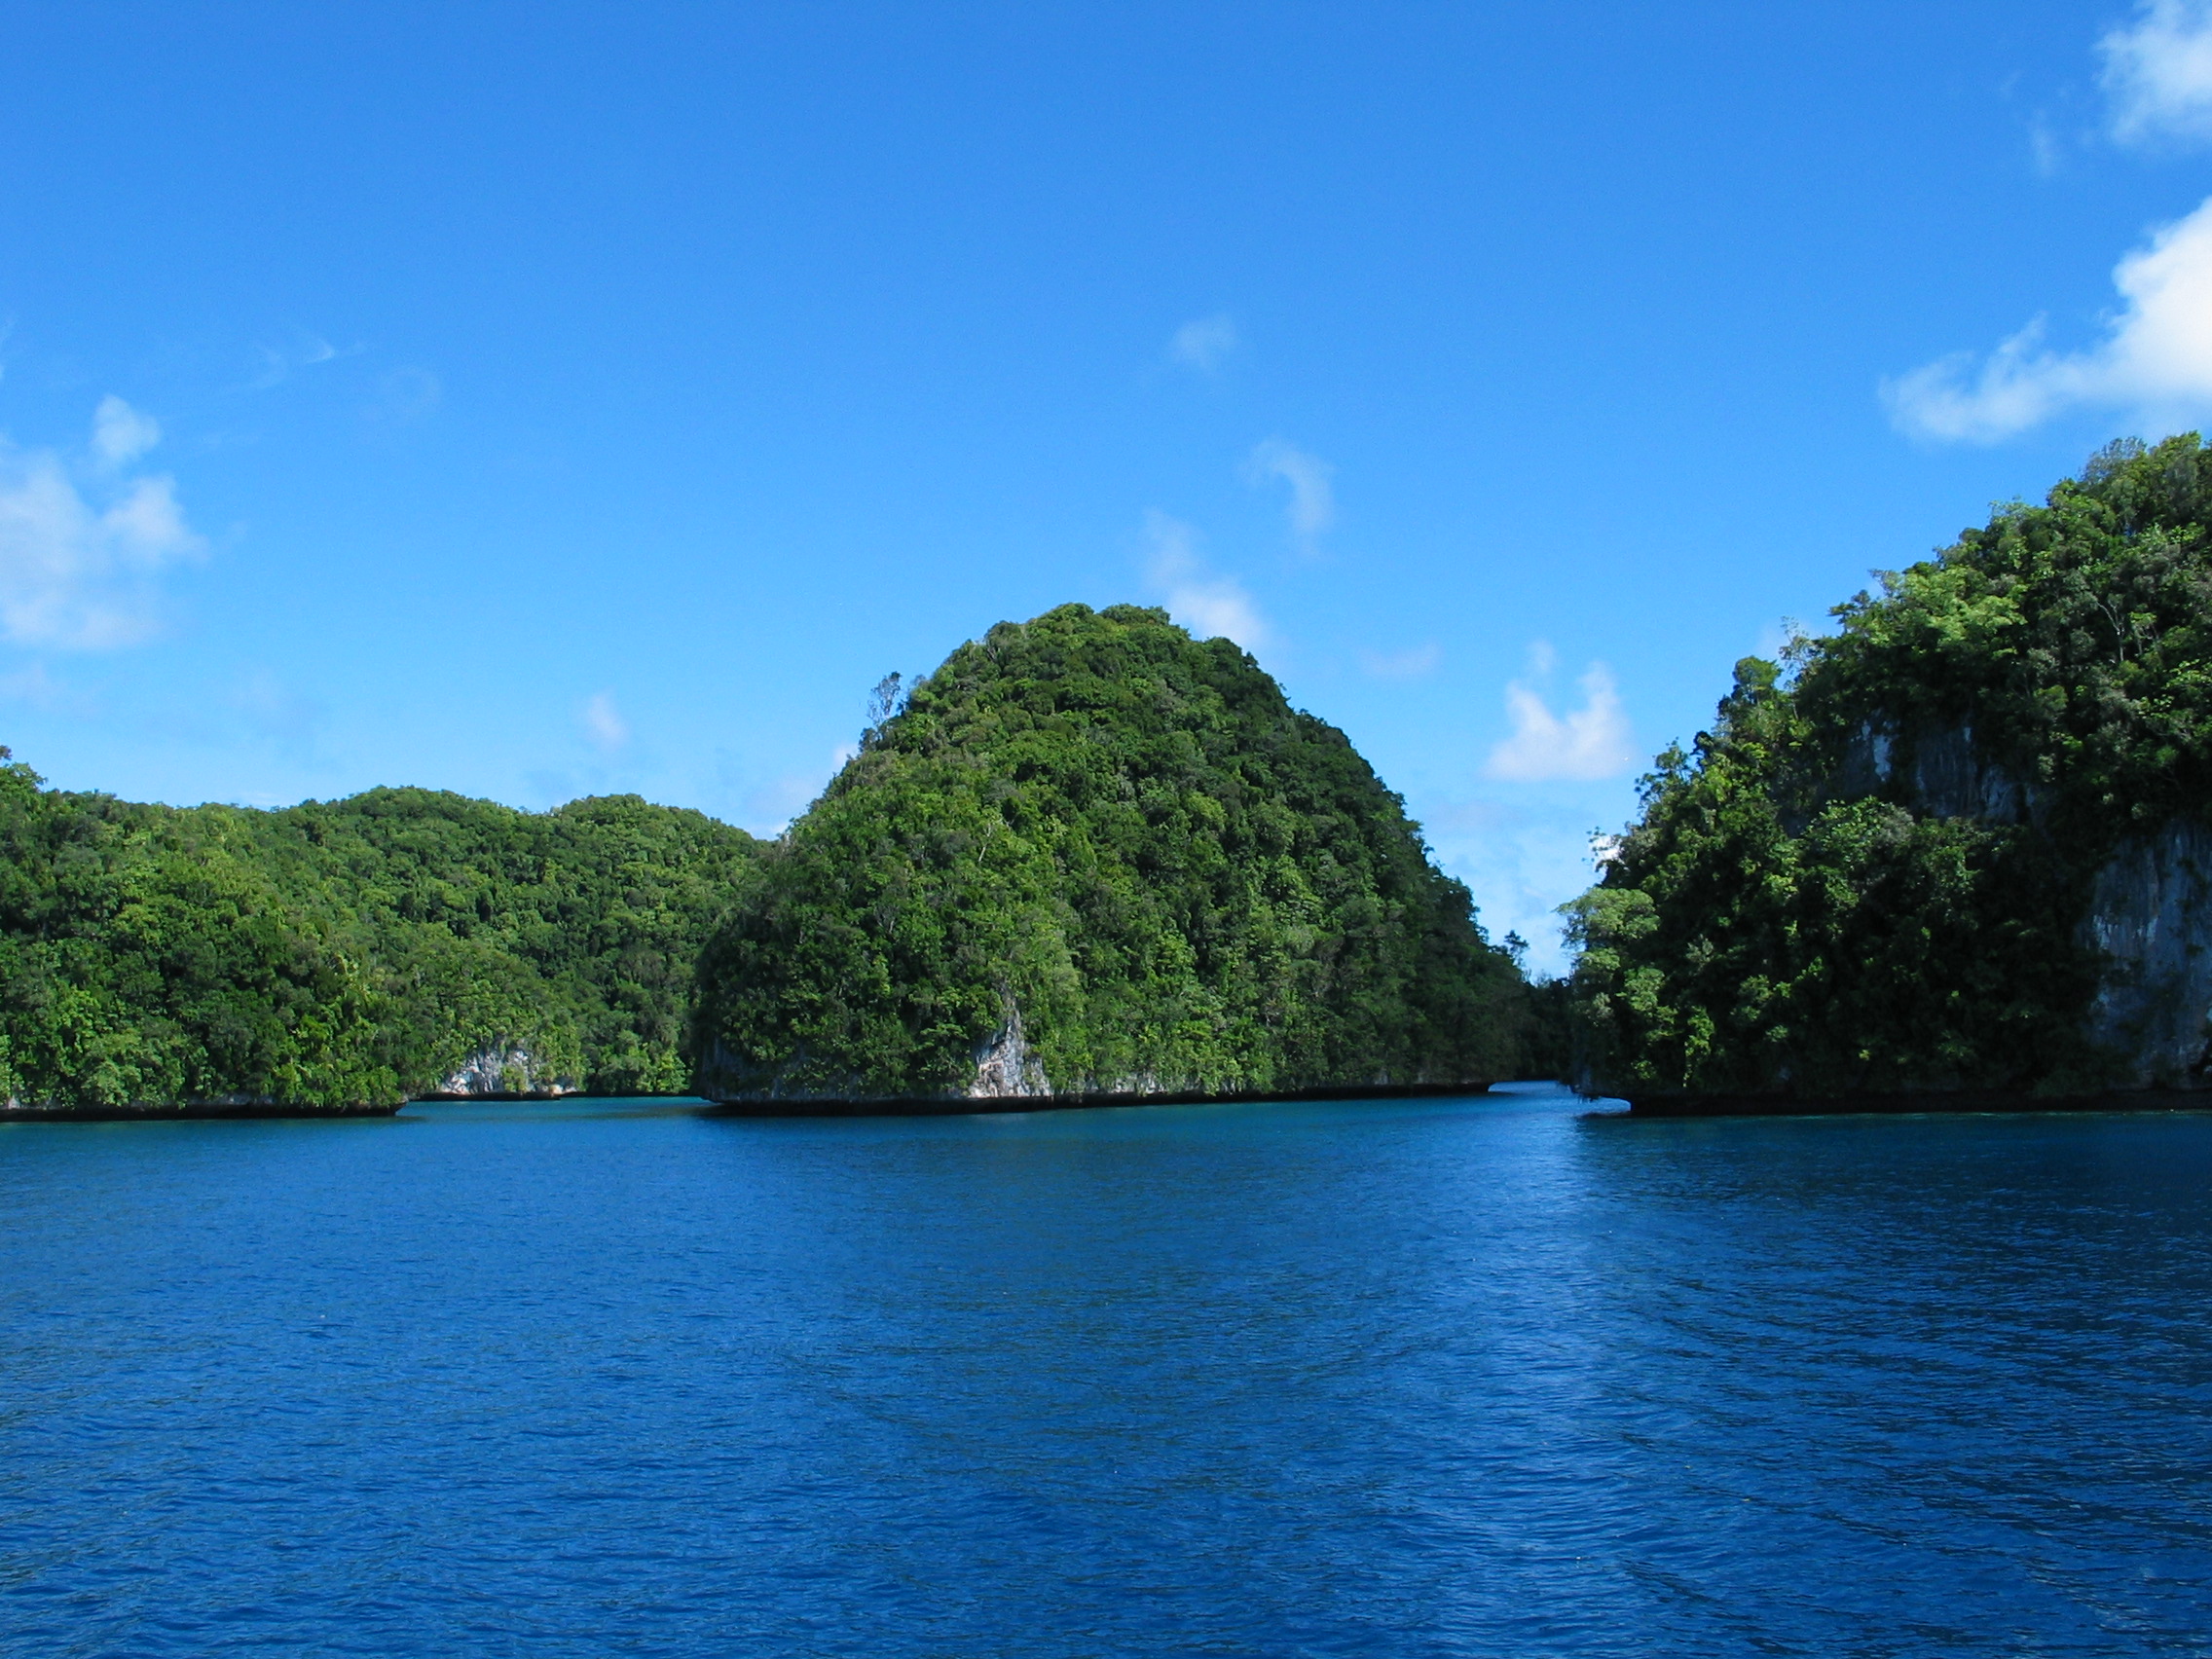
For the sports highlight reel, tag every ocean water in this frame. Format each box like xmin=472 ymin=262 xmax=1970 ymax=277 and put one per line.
xmin=2 ymin=1087 xmax=2209 ymax=1657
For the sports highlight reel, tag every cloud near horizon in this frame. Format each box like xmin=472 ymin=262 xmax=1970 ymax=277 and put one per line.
xmin=581 ymin=690 xmax=630 ymax=752
xmin=1142 ymin=511 xmax=1271 ymax=650
xmin=1485 ymin=644 xmax=1637 ymax=782
xmin=0 ymin=398 xmax=205 ymax=649
xmin=1885 ymin=194 xmax=2212 ymax=441
xmin=1360 ymin=642 xmax=1441 ymax=680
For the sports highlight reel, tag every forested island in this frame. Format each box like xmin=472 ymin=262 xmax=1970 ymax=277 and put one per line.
xmin=692 ymin=603 xmax=1528 ymax=1106
xmin=32 ymin=429 xmax=2212 ymax=1124
xmin=0 ymin=764 xmax=756 ymax=1115
xmin=2 ymin=604 xmax=1539 ymax=1117
xmin=1571 ymin=435 xmax=2212 ymax=1113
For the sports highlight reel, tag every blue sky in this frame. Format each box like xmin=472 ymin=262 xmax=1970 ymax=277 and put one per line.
xmin=6 ymin=2 xmax=2212 ymax=967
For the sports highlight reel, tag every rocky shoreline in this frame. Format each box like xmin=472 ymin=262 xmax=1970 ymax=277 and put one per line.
xmin=705 ymin=1080 xmax=1495 ymax=1118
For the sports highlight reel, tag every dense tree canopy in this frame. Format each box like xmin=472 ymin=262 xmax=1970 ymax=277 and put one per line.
xmin=0 ymin=759 xmax=756 ymax=1109
xmin=1570 ymin=435 xmax=2212 ymax=1099
xmin=690 ymin=603 xmax=1527 ymax=1099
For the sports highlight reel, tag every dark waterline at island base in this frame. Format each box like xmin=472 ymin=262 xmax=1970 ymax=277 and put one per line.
xmin=1619 ymin=1088 xmax=2212 ymax=1118
xmin=2 ymin=1083 xmax=1496 ymax=1124
xmin=704 ymin=1079 xmax=1498 ymax=1118
xmin=1 ymin=1091 xmax=723 ymax=1123
xmin=0 ymin=1100 xmax=407 ymax=1123
xmin=18 ymin=1079 xmax=2212 ymax=1123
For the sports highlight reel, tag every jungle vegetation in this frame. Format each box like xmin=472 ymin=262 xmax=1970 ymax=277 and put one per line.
xmin=1569 ymin=435 xmax=2212 ymax=1100
xmin=0 ymin=757 xmax=757 ymax=1109
xmin=690 ymin=603 xmax=1529 ymax=1098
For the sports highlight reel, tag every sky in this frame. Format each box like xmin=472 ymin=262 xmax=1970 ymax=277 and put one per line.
xmin=6 ymin=1 xmax=2212 ymax=969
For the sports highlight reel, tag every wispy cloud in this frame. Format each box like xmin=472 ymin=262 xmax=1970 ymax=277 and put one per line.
xmin=90 ymin=395 xmax=160 ymax=468
xmin=368 ymin=366 xmax=441 ymax=424
xmin=1485 ymin=643 xmax=1636 ymax=782
xmin=2103 ymin=1 xmax=2212 ymax=145
xmin=581 ymin=691 xmax=630 ymax=752
xmin=735 ymin=745 xmax=859 ymax=836
xmin=1143 ymin=511 xmax=1271 ymax=650
xmin=1361 ymin=642 xmax=1441 ymax=680
xmin=230 ymin=669 xmax=327 ymax=757
xmin=1885 ymin=195 xmax=2212 ymax=440
xmin=0 ymin=660 xmax=75 ymax=711
xmin=1169 ymin=313 xmax=1238 ymax=372
xmin=1242 ymin=437 xmax=1336 ymax=552
xmin=0 ymin=399 xmax=206 ymax=649
xmin=241 ymin=330 xmax=362 ymax=393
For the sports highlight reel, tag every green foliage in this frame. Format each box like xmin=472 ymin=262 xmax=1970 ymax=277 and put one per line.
xmin=256 ymin=789 xmax=758 ymax=1095
xmin=0 ymin=757 xmax=394 ymax=1108
xmin=691 ymin=603 xmax=1527 ymax=1098
xmin=0 ymin=757 xmax=757 ymax=1108
xmin=1570 ymin=435 xmax=2212 ymax=1097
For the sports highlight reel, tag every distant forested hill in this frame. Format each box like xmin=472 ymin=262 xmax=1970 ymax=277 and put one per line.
xmin=691 ymin=603 xmax=1528 ymax=1100
xmin=0 ymin=757 xmax=756 ymax=1110
xmin=1570 ymin=435 xmax=2212 ymax=1105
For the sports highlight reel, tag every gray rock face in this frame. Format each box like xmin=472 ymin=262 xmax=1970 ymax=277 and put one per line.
xmin=1830 ymin=718 xmax=2212 ymax=1089
xmin=436 ymin=1045 xmax=573 ymax=1097
xmin=2082 ymin=822 xmax=2212 ymax=1088
xmin=1833 ymin=719 xmax=2036 ymax=824
xmin=969 ymin=1004 xmax=1050 ymax=1098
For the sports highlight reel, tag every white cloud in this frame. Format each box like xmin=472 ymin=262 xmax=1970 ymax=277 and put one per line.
xmin=0 ymin=661 xmax=69 ymax=710
xmin=242 ymin=330 xmax=361 ymax=392
xmin=1485 ymin=644 xmax=1637 ymax=782
xmin=1242 ymin=437 xmax=1336 ymax=550
xmin=1885 ymin=194 xmax=2212 ymax=441
xmin=368 ymin=366 xmax=441 ymax=424
xmin=1169 ymin=314 xmax=1238 ymax=371
xmin=1421 ymin=793 xmax=1604 ymax=977
xmin=580 ymin=691 xmax=630 ymax=752
xmin=1361 ymin=642 xmax=1441 ymax=680
xmin=91 ymin=396 xmax=160 ymax=467
xmin=0 ymin=401 xmax=205 ymax=649
xmin=2103 ymin=1 xmax=2212 ymax=145
xmin=1143 ymin=511 xmax=1271 ymax=650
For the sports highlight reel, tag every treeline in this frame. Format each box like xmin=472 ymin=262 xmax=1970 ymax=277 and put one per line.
xmin=2 ymin=606 xmax=1567 ymax=1112
xmin=0 ymin=757 xmax=756 ymax=1109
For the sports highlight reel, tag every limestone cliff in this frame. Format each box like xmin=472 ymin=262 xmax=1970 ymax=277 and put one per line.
xmin=2081 ymin=823 xmax=2212 ymax=1088
xmin=427 ymin=1044 xmax=578 ymax=1099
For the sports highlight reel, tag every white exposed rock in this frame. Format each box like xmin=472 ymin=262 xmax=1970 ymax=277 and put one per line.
xmin=970 ymin=1003 xmax=1050 ymax=1098
xmin=437 ymin=1044 xmax=573 ymax=1097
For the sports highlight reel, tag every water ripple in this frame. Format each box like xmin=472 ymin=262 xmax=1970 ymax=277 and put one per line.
xmin=3 ymin=1091 xmax=2209 ymax=1655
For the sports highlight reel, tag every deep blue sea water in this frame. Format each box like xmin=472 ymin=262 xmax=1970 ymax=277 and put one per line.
xmin=4 ymin=1086 xmax=2211 ymax=1657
